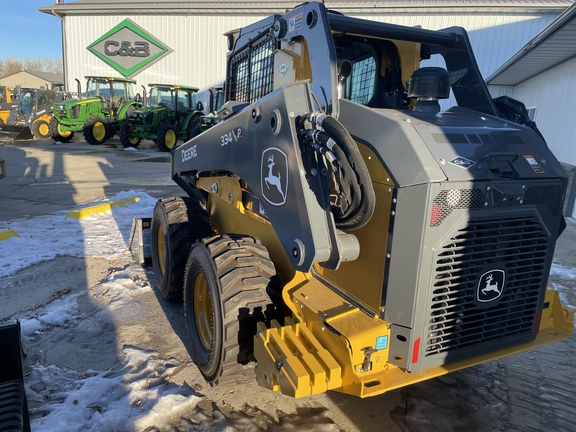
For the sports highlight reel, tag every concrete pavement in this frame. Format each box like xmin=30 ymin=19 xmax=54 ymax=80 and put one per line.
xmin=0 ymin=136 xmax=182 ymax=222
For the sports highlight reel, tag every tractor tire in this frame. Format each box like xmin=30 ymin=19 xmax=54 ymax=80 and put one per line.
xmin=183 ymin=234 xmax=279 ymax=385
xmin=151 ymin=197 xmax=212 ymax=302
xmin=185 ymin=113 xmax=203 ymax=141
xmin=156 ymin=123 xmax=178 ymax=152
xmin=105 ymin=119 xmax=117 ymax=140
xmin=48 ymin=117 xmax=74 ymax=143
xmin=119 ymin=122 xmax=141 ymax=148
xmin=83 ymin=115 xmax=108 ymax=145
xmin=31 ymin=119 xmax=50 ymax=140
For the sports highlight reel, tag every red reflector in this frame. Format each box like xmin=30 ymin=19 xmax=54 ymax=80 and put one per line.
xmin=430 ymin=204 xmax=442 ymax=225
xmin=533 ymin=310 xmax=542 ymax=333
xmin=412 ymin=337 xmax=421 ymax=364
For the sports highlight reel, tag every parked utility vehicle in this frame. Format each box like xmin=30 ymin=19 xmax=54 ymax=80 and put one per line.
xmin=119 ymin=83 xmax=204 ymax=151
xmin=51 ymin=76 xmax=141 ymax=145
xmin=147 ymin=2 xmax=573 ymax=399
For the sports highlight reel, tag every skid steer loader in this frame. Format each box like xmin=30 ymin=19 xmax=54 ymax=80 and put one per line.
xmin=149 ymin=2 xmax=573 ymax=398
xmin=0 ymin=87 xmax=62 ymax=141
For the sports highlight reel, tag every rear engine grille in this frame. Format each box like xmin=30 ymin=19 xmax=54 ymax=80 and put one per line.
xmin=430 ymin=189 xmax=484 ymax=227
xmin=524 ymin=185 xmax=563 ymax=216
xmin=426 ymin=215 xmax=549 ymax=357
xmin=431 ymin=185 xmax=564 ymax=227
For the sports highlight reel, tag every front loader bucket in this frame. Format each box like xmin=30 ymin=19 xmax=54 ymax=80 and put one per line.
xmin=0 ymin=124 xmax=33 ymax=141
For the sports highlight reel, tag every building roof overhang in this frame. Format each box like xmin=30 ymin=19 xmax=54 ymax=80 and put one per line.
xmin=487 ymin=2 xmax=576 ymax=86
xmin=39 ymin=0 xmax=574 ymax=17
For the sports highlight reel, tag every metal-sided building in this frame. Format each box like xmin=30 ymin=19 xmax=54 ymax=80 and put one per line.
xmin=488 ymin=3 xmax=576 ymax=216
xmin=0 ymin=71 xmax=64 ymax=91
xmin=39 ymin=0 xmax=576 ymax=215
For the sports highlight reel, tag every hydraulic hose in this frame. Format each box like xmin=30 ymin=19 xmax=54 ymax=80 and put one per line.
xmin=307 ymin=113 xmax=376 ymax=230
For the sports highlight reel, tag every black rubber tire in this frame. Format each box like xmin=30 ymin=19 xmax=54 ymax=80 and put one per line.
xmin=118 ymin=121 xmax=141 ymax=148
xmin=151 ymin=197 xmax=212 ymax=301
xmin=48 ymin=117 xmax=74 ymax=143
xmin=183 ymin=234 xmax=279 ymax=385
xmin=185 ymin=113 xmax=203 ymax=141
xmin=31 ymin=119 xmax=50 ymax=139
xmin=83 ymin=115 xmax=108 ymax=145
xmin=156 ymin=123 xmax=178 ymax=152
xmin=105 ymin=119 xmax=117 ymax=140
xmin=0 ymin=380 xmax=30 ymax=432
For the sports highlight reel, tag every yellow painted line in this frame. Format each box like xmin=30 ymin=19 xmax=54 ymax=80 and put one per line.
xmin=66 ymin=196 xmax=140 ymax=219
xmin=0 ymin=229 xmax=20 ymax=241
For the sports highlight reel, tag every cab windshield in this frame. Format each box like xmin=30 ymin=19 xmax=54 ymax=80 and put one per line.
xmin=150 ymin=87 xmax=174 ymax=109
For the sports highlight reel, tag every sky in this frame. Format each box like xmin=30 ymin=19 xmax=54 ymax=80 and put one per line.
xmin=1 ymin=0 xmax=63 ymax=60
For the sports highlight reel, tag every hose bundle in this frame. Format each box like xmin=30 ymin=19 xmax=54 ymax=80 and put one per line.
xmin=300 ymin=112 xmax=375 ymax=230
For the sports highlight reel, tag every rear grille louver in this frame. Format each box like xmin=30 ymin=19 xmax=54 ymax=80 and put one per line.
xmin=426 ymin=216 xmax=549 ymax=357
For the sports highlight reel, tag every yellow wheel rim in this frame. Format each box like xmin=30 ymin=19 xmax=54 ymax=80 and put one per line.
xmin=128 ymin=128 xmax=139 ymax=145
xmin=165 ymin=129 xmax=177 ymax=149
xmin=156 ymin=224 xmax=166 ymax=276
xmin=194 ymin=273 xmax=213 ymax=350
xmin=58 ymin=124 xmax=72 ymax=138
xmin=93 ymin=121 xmax=106 ymax=141
xmin=38 ymin=122 xmax=49 ymax=137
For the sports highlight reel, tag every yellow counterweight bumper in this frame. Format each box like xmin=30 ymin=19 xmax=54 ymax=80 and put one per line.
xmin=253 ymin=274 xmax=574 ymax=398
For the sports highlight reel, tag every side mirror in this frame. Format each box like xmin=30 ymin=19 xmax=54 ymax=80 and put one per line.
xmin=135 ymin=93 xmax=142 ymax=103
xmin=196 ymin=101 xmax=204 ymax=112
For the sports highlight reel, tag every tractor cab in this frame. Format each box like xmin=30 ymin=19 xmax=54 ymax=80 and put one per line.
xmin=149 ymin=84 xmax=200 ymax=118
xmin=85 ymin=76 xmax=137 ymax=113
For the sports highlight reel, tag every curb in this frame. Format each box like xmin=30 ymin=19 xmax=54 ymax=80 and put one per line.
xmin=0 ymin=229 xmax=20 ymax=241
xmin=66 ymin=196 xmax=141 ymax=219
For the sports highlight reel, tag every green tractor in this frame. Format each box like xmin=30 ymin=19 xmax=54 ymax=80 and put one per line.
xmin=119 ymin=83 xmax=204 ymax=152
xmin=50 ymin=76 xmax=141 ymax=145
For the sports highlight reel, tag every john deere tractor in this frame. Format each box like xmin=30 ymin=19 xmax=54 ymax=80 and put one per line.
xmin=51 ymin=76 xmax=141 ymax=145
xmin=119 ymin=83 xmax=204 ymax=152
xmin=147 ymin=2 xmax=573 ymax=399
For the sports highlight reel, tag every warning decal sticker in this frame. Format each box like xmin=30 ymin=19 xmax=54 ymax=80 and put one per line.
xmin=524 ymin=155 xmax=545 ymax=174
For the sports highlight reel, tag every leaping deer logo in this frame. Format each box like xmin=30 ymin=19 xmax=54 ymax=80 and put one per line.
xmin=264 ymin=154 xmax=285 ymax=201
xmin=482 ymin=273 xmax=500 ymax=295
xmin=477 ymin=270 xmax=505 ymax=303
xmin=261 ymin=148 xmax=288 ymax=206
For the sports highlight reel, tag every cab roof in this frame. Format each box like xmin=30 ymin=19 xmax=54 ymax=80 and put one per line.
xmin=148 ymin=83 xmax=199 ymax=92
